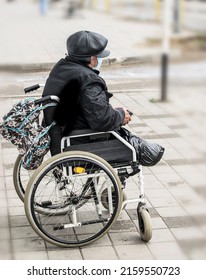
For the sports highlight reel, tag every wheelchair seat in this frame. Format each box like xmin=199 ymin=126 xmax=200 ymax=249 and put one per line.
xmin=62 ymin=129 xmax=138 ymax=168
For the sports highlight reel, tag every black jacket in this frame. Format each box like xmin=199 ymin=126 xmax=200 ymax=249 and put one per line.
xmin=42 ymin=56 xmax=125 ymax=154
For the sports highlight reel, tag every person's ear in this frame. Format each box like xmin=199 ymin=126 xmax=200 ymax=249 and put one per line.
xmin=89 ymin=56 xmax=97 ymax=67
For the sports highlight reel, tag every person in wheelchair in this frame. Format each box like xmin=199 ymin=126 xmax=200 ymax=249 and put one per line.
xmin=43 ymin=30 xmax=132 ymax=154
xmin=43 ymin=30 xmax=164 ymax=166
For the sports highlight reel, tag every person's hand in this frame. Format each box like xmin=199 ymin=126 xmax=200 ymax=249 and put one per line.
xmin=122 ymin=109 xmax=132 ymax=125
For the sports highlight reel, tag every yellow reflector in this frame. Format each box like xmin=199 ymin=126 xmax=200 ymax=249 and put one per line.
xmin=73 ymin=167 xmax=85 ymax=174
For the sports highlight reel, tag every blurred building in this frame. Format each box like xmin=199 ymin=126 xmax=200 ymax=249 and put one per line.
xmin=82 ymin=0 xmax=177 ymax=21
xmin=81 ymin=0 xmax=206 ymax=32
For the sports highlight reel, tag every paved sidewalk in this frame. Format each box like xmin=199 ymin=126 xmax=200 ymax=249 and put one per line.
xmin=0 ymin=73 xmax=206 ymax=260
xmin=0 ymin=0 xmax=206 ymax=261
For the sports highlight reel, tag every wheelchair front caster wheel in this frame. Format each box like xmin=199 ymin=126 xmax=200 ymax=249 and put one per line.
xmin=137 ymin=203 xmax=152 ymax=242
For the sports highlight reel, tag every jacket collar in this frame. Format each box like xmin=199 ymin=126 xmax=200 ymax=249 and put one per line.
xmin=65 ymin=56 xmax=100 ymax=75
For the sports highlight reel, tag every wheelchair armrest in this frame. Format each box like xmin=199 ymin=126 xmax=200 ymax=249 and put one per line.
xmin=61 ymin=130 xmax=138 ymax=163
xmin=67 ymin=129 xmax=110 ymax=139
xmin=67 ymin=129 xmax=95 ymax=136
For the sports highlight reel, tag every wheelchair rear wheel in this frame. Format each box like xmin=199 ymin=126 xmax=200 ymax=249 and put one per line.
xmin=13 ymin=154 xmax=31 ymax=202
xmin=24 ymin=151 xmax=123 ymax=247
xmin=13 ymin=153 xmax=50 ymax=202
xmin=101 ymin=187 xmax=127 ymax=210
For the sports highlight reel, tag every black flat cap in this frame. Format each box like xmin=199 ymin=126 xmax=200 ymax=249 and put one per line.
xmin=66 ymin=30 xmax=110 ymax=58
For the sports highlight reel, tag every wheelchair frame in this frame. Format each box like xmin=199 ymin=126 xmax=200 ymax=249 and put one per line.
xmin=61 ymin=130 xmax=145 ymax=211
xmin=11 ymin=89 xmax=152 ymax=247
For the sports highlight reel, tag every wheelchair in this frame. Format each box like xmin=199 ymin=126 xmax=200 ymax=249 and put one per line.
xmin=12 ymin=85 xmax=152 ymax=248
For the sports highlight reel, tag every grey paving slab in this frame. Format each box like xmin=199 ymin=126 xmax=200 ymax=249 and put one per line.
xmin=109 ymin=231 xmax=143 ymax=246
xmin=13 ymin=251 xmax=48 ymax=260
xmin=155 ymin=206 xmax=189 ymax=218
xmin=47 ymin=249 xmax=83 ymax=260
xmin=163 ymin=216 xmax=195 ymax=228
xmin=12 ymin=237 xmax=47 ymax=253
xmin=150 ymin=217 xmax=168 ymax=230
xmin=81 ymin=246 xmax=118 ymax=260
xmin=115 ymin=244 xmax=154 ymax=260
xmin=147 ymin=242 xmax=187 ymax=260
xmin=0 ymin=239 xmax=12 ymax=260
xmin=150 ymin=228 xmax=176 ymax=243
xmin=110 ymin=220 xmax=137 ymax=233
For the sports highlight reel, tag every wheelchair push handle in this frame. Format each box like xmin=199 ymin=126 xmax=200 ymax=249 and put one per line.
xmin=23 ymin=84 xmax=59 ymax=105
xmin=24 ymin=84 xmax=40 ymax=93
xmin=34 ymin=95 xmax=60 ymax=105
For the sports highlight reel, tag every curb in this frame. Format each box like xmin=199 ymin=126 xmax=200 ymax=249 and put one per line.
xmin=0 ymin=62 xmax=56 ymax=73
xmin=0 ymin=49 xmax=189 ymax=73
xmin=0 ymin=54 xmax=160 ymax=73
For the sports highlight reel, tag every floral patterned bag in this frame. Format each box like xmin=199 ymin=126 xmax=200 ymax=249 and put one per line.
xmin=0 ymin=98 xmax=56 ymax=170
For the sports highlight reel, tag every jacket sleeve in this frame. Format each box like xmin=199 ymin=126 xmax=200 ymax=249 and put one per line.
xmin=80 ymin=82 xmax=125 ymax=131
